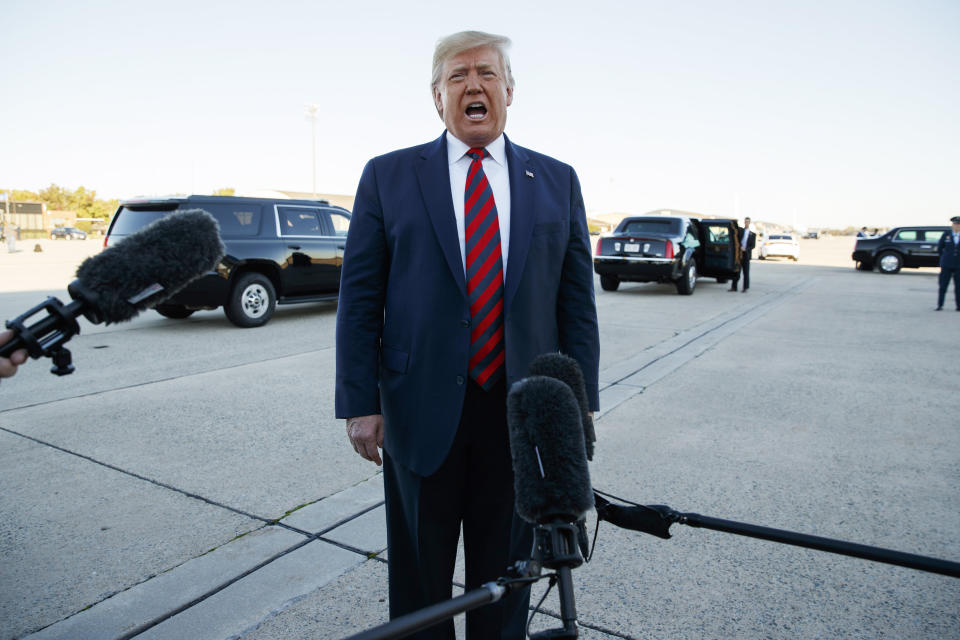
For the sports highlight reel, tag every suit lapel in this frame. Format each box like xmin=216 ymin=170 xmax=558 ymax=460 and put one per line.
xmin=504 ymin=135 xmax=535 ymax=314
xmin=416 ymin=133 xmax=466 ymax=298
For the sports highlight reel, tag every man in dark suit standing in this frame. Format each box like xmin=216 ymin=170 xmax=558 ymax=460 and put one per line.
xmin=730 ymin=216 xmax=755 ymax=292
xmin=335 ymin=30 xmax=600 ymax=639
xmin=935 ymin=216 xmax=960 ymax=311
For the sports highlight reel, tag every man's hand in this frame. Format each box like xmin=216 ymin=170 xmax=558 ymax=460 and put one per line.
xmin=346 ymin=414 xmax=385 ymax=466
xmin=0 ymin=330 xmax=28 ymax=382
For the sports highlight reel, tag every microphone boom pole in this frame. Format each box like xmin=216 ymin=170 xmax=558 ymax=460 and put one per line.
xmin=594 ymin=493 xmax=960 ymax=579
xmin=342 ymin=582 xmax=509 ymax=640
xmin=676 ymin=510 xmax=960 ymax=579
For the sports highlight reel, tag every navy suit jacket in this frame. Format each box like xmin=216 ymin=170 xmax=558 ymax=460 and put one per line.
xmin=939 ymin=232 xmax=960 ymax=269
xmin=335 ymin=132 xmax=600 ymax=477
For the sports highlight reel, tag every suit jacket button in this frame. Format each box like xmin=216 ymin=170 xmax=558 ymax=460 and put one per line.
xmin=456 ymin=375 xmax=464 ymax=385
xmin=461 ymin=319 xmax=470 ymax=328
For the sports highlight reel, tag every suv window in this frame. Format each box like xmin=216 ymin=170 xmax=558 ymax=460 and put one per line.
xmin=922 ymin=230 xmax=944 ymax=242
xmin=896 ymin=230 xmax=918 ymax=241
xmin=111 ymin=203 xmax=262 ymax=237
xmin=110 ymin=206 xmax=176 ymax=235
xmin=278 ymin=207 xmax=323 ymax=236
xmin=203 ymin=203 xmax=262 ymax=236
xmin=329 ymin=210 xmax=350 ymax=236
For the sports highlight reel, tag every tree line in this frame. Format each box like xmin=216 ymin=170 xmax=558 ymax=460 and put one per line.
xmin=3 ymin=185 xmax=237 ymax=221
xmin=4 ymin=184 xmax=119 ymax=220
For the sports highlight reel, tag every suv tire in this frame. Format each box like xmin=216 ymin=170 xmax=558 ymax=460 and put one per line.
xmin=600 ymin=275 xmax=620 ymax=292
xmin=675 ymin=260 xmax=696 ymax=295
xmin=877 ymin=251 xmax=903 ymax=274
xmin=225 ymin=273 xmax=276 ymax=327
xmin=155 ymin=304 xmax=195 ymax=319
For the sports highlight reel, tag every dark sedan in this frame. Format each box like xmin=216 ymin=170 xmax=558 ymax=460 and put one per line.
xmin=852 ymin=226 xmax=949 ymax=273
xmin=50 ymin=226 xmax=87 ymax=240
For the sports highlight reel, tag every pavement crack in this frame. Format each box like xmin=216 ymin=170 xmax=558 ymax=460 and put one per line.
xmin=0 ymin=425 xmax=272 ymax=524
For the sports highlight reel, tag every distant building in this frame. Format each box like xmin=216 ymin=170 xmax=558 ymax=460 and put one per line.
xmin=2 ymin=201 xmax=46 ymax=237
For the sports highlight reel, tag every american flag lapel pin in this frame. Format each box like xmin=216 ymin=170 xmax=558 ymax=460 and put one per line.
xmin=525 ymin=169 xmax=535 ymax=178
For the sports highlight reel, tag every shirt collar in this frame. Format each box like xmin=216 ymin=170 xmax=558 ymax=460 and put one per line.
xmin=446 ymin=131 xmax=506 ymax=167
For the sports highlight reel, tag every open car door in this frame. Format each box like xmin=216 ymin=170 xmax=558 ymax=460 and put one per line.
xmin=696 ymin=219 xmax=741 ymax=279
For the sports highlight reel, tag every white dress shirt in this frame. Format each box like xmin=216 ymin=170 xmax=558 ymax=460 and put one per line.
xmin=446 ymin=131 xmax=511 ymax=278
xmin=741 ymin=227 xmax=751 ymax=249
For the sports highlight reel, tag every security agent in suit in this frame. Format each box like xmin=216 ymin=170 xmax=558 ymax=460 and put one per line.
xmin=335 ymin=31 xmax=600 ymax=639
xmin=730 ymin=217 xmax=756 ymax=292
xmin=935 ymin=216 xmax=960 ymax=311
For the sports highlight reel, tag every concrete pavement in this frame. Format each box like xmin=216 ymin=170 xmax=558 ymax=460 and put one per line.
xmin=1 ymin=237 xmax=957 ymax=639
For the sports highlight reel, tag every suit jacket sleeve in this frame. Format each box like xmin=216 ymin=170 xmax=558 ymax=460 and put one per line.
xmin=335 ymin=159 xmax=388 ymax=419
xmin=938 ymin=233 xmax=947 ymax=256
xmin=557 ymin=167 xmax=601 ymax=411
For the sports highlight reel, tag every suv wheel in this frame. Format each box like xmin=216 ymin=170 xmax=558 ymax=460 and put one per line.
xmin=676 ymin=261 xmax=696 ymax=295
xmin=155 ymin=304 xmax=195 ymax=319
xmin=600 ymin=275 xmax=620 ymax=292
xmin=225 ymin=273 xmax=276 ymax=327
xmin=877 ymin=251 xmax=902 ymax=274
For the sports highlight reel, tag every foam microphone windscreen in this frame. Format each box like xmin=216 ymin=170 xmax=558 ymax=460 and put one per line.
xmin=528 ymin=353 xmax=596 ymax=460
xmin=508 ymin=376 xmax=594 ymax=524
xmin=69 ymin=209 xmax=225 ymax=324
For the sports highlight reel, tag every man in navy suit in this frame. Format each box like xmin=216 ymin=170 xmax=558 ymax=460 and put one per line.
xmin=335 ymin=31 xmax=600 ymax=639
xmin=935 ymin=216 xmax=960 ymax=311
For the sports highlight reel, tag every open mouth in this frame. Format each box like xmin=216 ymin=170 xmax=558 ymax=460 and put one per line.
xmin=465 ymin=102 xmax=487 ymax=120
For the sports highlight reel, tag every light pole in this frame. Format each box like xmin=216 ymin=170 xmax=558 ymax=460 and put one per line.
xmin=305 ymin=104 xmax=320 ymax=199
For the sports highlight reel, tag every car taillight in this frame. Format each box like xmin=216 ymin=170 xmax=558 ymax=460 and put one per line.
xmin=103 ymin=236 xmax=109 ymax=249
xmin=596 ymin=237 xmax=603 ymax=254
xmin=665 ymin=241 xmax=675 ymax=259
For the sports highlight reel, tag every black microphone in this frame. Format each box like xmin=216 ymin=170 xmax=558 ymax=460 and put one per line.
xmin=507 ymin=375 xmax=592 ymax=638
xmin=507 ymin=375 xmax=593 ymax=525
xmin=528 ymin=352 xmax=596 ymax=460
xmin=1 ymin=209 xmax=224 ymax=373
xmin=527 ymin=353 xmax=597 ymax=561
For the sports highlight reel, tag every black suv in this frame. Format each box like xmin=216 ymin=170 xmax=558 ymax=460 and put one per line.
xmin=593 ymin=216 xmax=741 ymax=294
xmin=104 ymin=195 xmax=351 ymax=327
xmin=851 ymin=226 xmax=949 ymax=274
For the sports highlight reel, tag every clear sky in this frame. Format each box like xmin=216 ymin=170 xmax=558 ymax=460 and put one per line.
xmin=2 ymin=0 xmax=957 ymax=229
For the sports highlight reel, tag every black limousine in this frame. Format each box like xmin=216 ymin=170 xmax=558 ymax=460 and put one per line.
xmin=593 ymin=216 xmax=741 ymax=295
xmin=852 ymin=226 xmax=949 ymax=274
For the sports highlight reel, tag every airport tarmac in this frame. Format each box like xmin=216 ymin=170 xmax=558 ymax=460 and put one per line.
xmin=1 ymin=236 xmax=957 ymax=639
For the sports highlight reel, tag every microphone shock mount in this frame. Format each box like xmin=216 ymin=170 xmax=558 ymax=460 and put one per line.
xmin=525 ymin=521 xmax=584 ymax=640
xmin=4 ymin=297 xmax=84 ymax=376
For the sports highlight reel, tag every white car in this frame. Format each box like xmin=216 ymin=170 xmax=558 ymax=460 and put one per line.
xmin=759 ymin=234 xmax=799 ymax=261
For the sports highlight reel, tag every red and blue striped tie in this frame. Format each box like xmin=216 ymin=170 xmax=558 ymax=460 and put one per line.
xmin=464 ymin=147 xmax=505 ymax=390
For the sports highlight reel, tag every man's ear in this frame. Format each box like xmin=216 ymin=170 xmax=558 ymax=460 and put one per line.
xmin=506 ymin=86 xmax=513 ymax=107
xmin=434 ymin=89 xmax=444 ymax=118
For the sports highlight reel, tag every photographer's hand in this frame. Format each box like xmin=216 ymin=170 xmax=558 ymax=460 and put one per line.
xmin=0 ymin=330 xmax=28 ymax=381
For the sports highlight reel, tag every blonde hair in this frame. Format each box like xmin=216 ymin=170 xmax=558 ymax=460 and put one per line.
xmin=431 ymin=30 xmax=514 ymax=96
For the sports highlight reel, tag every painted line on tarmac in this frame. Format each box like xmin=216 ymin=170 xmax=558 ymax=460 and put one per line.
xmin=596 ymin=277 xmax=817 ymax=420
